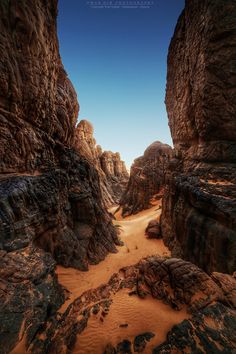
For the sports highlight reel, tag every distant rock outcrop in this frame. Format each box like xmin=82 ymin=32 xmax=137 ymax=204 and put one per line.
xmin=74 ymin=120 xmax=129 ymax=207
xmin=74 ymin=119 xmax=98 ymax=162
xmin=0 ymin=1 xmax=121 ymax=351
xmin=120 ymin=141 xmax=172 ymax=216
xmin=161 ymin=0 xmax=236 ymax=274
xmin=100 ymin=150 xmax=129 ymax=205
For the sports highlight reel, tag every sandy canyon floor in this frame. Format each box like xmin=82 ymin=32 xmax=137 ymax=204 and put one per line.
xmin=57 ymin=203 xmax=169 ymax=304
xmin=56 ymin=204 xmax=190 ymax=354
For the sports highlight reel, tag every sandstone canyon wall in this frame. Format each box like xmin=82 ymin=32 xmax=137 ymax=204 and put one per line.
xmin=74 ymin=119 xmax=129 ymax=207
xmin=161 ymin=0 xmax=236 ymax=274
xmin=0 ymin=1 xmax=120 ymax=351
xmin=120 ymin=141 xmax=172 ymax=216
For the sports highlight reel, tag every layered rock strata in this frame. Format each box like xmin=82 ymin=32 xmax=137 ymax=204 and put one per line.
xmin=29 ymin=257 xmax=236 ymax=353
xmin=74 ymin=119 xmax=129 ymax=207
xmin=120 ymin=141 xmax=172 ymax=216
xmin=161 ymin=0 xmax=236 ymax=274
xmin=0 ymin=0 xmax=120 ymax=351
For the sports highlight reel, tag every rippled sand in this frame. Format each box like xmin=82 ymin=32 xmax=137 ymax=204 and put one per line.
xmin=74 ymin=289 xmax=189 ymax=354
xmin=56 ymin=203 xmax=170 ymax=309
xmin=55 ymin=204 xmax=179 ymax=353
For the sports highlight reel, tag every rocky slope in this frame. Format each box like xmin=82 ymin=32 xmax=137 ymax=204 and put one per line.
xmin=29 ymin=256 xmax=236 ymax=353
xmin=0 ymin=0 xmax=120 ymax=352
xmin=74 ymin=119 xmax=129 ymax=207
xmin=161 ymin=0 xmax=236 ymax=274
xmin=120 ymin=141 xmax=172 ymax=216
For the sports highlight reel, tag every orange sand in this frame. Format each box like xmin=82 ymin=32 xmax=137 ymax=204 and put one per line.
xmin=56 ymin=205 xmax=182 ymax=354
xmin=10 ymin=205 xmax=181 ymax=354
xmin=74 ymin=289 xmax=189 ymax=354
xmin=56 ymin=204 xmax=170 ymax=309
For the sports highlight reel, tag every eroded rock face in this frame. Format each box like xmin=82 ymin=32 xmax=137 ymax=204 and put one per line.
xmin=120 ymin=141 xmax=172 ymax=216
xmin=0 ymin=0 xmax=120 ymax=269
xmin=74 ymin=119 xmax=129 ymax=207
xmin=0 ymin=0 xmax=78 ymax=173
xmin=0 ymin=246 xmax=65 ymax=354
xmin=29 ymin=257 xmax=236 ymax=353
xmin=161 ymin=0 xmax=236 ymax=274
xmin=74 ymin=120 xmax=97 ymax=160
xmin=0 ymin=1 xmax=120 ymax=351
xmin=100 ymin=150 xmax=129 ymax=205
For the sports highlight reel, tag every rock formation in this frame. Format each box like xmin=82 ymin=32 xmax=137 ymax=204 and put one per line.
xmin=74 ymin=120 xmax=98 ymax=163
xmin=161 ymin=0 xmax=236 ymax=274
xmin=74 ymin=119 xmax=129 ymax=207
xmin=0 ymin=246 xmax=65 ymax=354
xmin=120 ymin=141 xmax=172 ymax=216
xmin=145 ymin=219 xmax=161 ymax=239
xmin=0 ymin=0 xmax=121 ymax=351
xmin=100 ymin=150 xmax=129 ymax=205
xmin=28 ymin=257 xmax=236 ymax=353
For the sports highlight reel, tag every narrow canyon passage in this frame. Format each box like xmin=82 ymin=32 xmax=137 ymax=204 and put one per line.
xmin=56 ymin=203 xmax=175 ymax=353
xmin=56 ymin=203 xmax=169 ymax=308
xmin=1 ymin=1 xmax=236 ymax=353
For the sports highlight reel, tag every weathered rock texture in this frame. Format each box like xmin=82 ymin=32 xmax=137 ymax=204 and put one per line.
xmin=100 ymin=150 xmax=129 ymax=205
xmin=0 ymin=0 xmax=120 ymax=351
xmin=0 ymin=246 xmax=65 ymax=354
xmin=145 ymin=219 xmax=161 ymax=239
xmin=161 ymin=0 xmax=236 ymax=274
xmin=29 ymin=257 xmax=236 ymax=353
xmin=120 ymin=141 xmax=172 ymax=216
xmin=74 ymin=119 xmax=129 ymax=207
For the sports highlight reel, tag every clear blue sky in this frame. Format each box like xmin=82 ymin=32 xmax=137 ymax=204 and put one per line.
xmin=57 ymin=0 xmax=185 ymax=168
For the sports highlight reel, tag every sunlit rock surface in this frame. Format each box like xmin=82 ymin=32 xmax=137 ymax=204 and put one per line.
xmin=161 ymin=0 xmax=236 ymax=274
xmin=74 ymin=119 xmax=129 ymax=207
xmin=120 ymin=141 xmax=172 ymax=216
